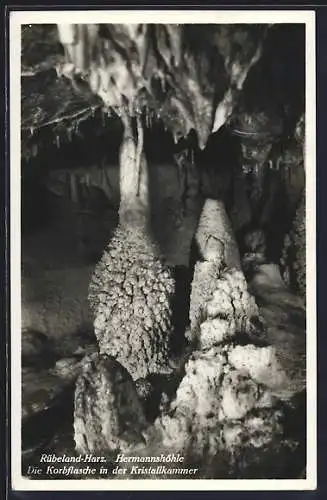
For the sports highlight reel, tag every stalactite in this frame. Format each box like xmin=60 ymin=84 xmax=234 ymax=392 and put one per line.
xmin=136 ymin=114 xmax=144 ymax=197
xmin=67 ymin=128 xmax=72 ymax=143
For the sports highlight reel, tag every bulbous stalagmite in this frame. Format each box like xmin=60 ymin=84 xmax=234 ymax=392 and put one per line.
xmin=88 ymin=116 xmax=175 ymax=380
xmin=74 ymin=353 xmax=147 ymax=455
xmin=88 ymin=223 xmax=175 ymax=380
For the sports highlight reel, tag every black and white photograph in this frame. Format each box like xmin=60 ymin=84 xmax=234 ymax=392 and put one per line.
xmin=10 ymin=10 xmax=316 ymax=490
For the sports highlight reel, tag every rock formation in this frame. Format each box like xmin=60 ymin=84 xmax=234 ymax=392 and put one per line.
xmin=88 ymin=114 xmax=175 ymax=380
xmin=189 ymin=198 xmax=242 ymax=341
xmin=143 ymin=198 xmax=303 ymax=478
xmin=152 ymin=264 xmax=301 ymax=478
xmin=88 ymin=223 xmax=175 ymax=380
xmin=74 ymin=353 xmax=148 ymax=455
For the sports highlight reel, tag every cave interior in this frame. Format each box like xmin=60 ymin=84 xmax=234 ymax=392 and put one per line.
xmin=20 ymin=22 xmax=307 ymax=480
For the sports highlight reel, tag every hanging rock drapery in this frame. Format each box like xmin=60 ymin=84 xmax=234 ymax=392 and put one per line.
xmin=20 ymin=23 xmax=274 ymax=160
xmin=55 ymin=23 xmax=271 ymax=150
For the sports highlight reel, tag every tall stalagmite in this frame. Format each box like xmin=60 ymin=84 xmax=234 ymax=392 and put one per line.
xmin=88 ymin=113 xmax=175 ymax=380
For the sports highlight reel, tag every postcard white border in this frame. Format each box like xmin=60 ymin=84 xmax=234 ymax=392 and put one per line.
xmin=10 ymin=9 xmax=317 ymax=491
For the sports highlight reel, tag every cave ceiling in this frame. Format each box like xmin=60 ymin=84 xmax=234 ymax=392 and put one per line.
xmin=21 ymin=23 xmax=305 ymax=162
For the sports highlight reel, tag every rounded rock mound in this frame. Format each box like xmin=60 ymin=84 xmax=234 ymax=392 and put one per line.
xmin=74 ymin=352 xmax=147 ymax=455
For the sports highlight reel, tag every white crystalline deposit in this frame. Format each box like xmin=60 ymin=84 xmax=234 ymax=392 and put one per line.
xmin=189 ymin=199 xmax=246 ymax=342
xmin=200 ymin=268 xmax=259 ymax=349
xmin=154 ymin=198 xmax=298 ymax=474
